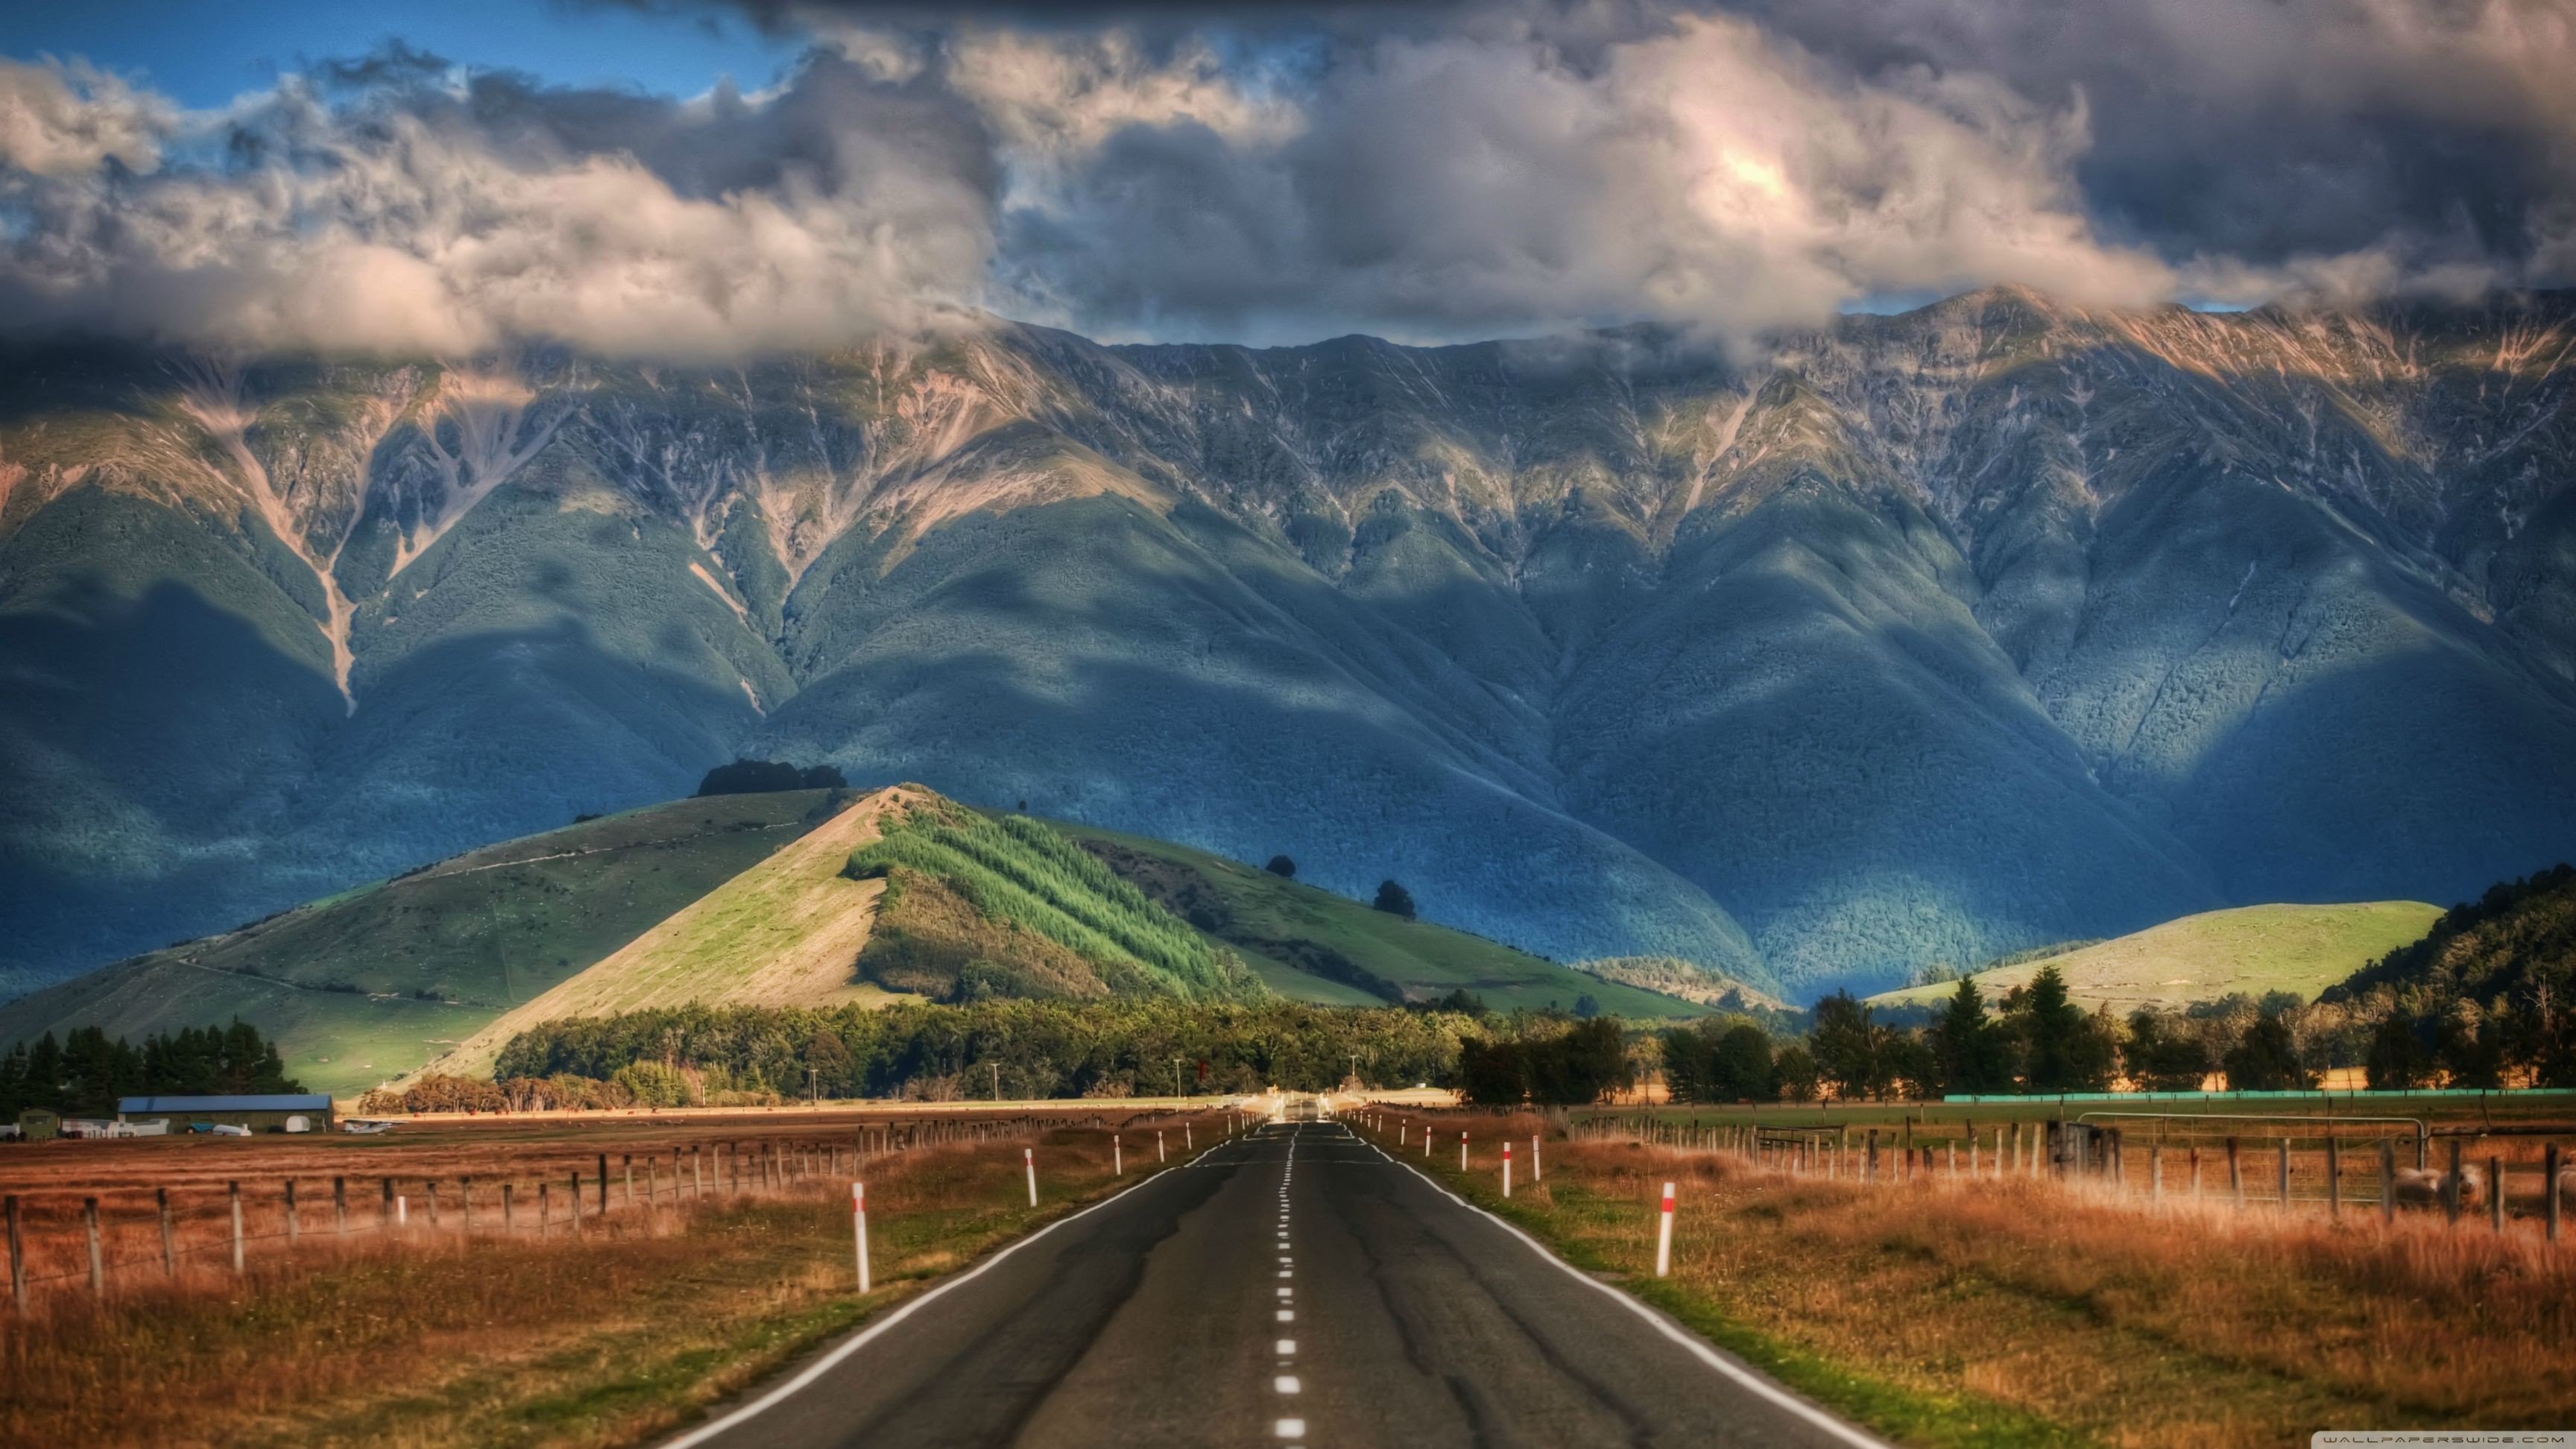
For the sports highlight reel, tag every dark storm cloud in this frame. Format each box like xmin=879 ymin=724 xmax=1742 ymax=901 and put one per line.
xmin=4 ymin=0 xmax=2571 ymax=356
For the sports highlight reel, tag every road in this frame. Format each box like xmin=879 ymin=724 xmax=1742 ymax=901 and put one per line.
xmin=669 ymin=1120 xmax=1884 ymax=1449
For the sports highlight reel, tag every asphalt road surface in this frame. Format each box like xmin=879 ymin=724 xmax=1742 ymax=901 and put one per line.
xmin=669 ymin=1120 xmax=1884 ymax=1449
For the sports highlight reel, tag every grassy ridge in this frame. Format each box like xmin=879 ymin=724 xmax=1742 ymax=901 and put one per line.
xmin=847 ymin=805 xmax=1260 ymax=1002
xmin=1865 ymin=901 xmax=2443 ymax=1014
xmin=0 ymin=792 xmax=842 ymax=1095
xmin=1061 ymin=823 xmax=1703 ymax=1017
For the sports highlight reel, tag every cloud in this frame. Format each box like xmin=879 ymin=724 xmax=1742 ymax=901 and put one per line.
xmin=988 ymin=11 xmax=2171 ymax=342
xmin=0 ymin=58 xmax=173 ymax=177
xmin=4 ymin=0 xmax=2575 ymax=356
xmin=0 ymin=53 xmax=1000 ymax=358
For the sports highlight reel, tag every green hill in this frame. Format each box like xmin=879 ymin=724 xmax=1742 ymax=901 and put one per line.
xmin=11 ymin=782 xmax=1683 ymax=1096
xmin=2321 ymin=863 xmax=2575 ymax=1008
xmin=0 ymin=791 xmax=846 ymax=1096
xmin=1063 ymin=824 xmax=1704 ymax=1018
xmin=1864 ymin=901 xmax=2444 ymax=1014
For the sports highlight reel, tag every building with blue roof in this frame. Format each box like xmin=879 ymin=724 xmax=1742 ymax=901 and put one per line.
xmin=117 ymin=1094 xmax=334 ymax=1133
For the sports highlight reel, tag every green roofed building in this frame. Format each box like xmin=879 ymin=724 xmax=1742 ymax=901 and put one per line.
xmin=117 ymin=1094 xmax=333 ymax=1134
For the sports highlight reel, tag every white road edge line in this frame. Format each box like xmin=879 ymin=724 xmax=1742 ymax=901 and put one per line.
xmin=661 ymin=1126 xmax=1238 ymax=1448
xmin=1356 ymin=1128 xmax=1892 ymax=1449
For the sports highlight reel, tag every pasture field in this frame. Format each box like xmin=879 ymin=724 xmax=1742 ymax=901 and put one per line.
xmin=1358 ymin=1105 xmax=2576 ymax=1448
xmin=0 ymin=1103 xmax=1242 ymax=1447
xmin=1864 ymin=901 xmax=2444 ymax=1014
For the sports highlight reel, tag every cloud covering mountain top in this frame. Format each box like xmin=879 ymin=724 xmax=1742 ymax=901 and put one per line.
xmin=4 ymin=0 xmax=2575 ymax=357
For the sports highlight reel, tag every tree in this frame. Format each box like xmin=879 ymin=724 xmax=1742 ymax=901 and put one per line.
xmin=2364 ymin=1012 xmax=2433 ymax=1090
xmin=1809 ymin=992 xmax=1889 ymax=1100
xmin=2221 ymin=1012 xmax=2314 ymax=1091
xmin=695 ymin=759 xmax=845 ymax=797
xmin=2014 ymin=965 xmax=2112 ymax=1093
xmin=1707 ymin=1022 xmax=1775 ymax=1101
xmin=1571 ymin=994 xmax=1601 ymax=1020
xmin=1931 ymin=977 xmax=2012 ymax=1094
xmin=1772 ymin=1044 xmax=1820 ymax=1102
xmin=2124 ymin=1008 xmax=2212 ymax=1092
xmin=1265 ymin=855 xmax=1297 ymax=879
xmin=1373 ymin=880 xmax=1416 ymax=919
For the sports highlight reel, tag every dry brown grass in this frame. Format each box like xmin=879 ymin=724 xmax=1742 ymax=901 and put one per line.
xmin=0 ymin=1106 xmax=1229 ymax=1447
xmin=1380 ymin=1111 xmax=2576 ymax=1448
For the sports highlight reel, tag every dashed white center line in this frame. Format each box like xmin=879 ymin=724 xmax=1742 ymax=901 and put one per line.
xmin=1275 ymin=1376 xmax=1302 ymax=1395
xmin=1277 ymin=1339 xmax=1297 ymax=1355
xmin=1275 ymin=1418 xmax=1305 ymax=1439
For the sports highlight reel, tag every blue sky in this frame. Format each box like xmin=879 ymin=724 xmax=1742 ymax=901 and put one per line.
xmin=0 ymin=0 xmax=792 ymax=107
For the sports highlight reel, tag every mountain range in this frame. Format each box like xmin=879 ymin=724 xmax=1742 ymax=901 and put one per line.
xmin=5 ymin=285 xmax=2575 ymax=1003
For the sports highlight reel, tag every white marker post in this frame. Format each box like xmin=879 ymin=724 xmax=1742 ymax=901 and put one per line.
xmin=1503 ymin=1141 xmax=1513 ymax=1199
xmin=1532 ymin=1134 xmax=1542 ymax=1183
xmin=1459 ymin=1131 xmax=1468 ymax=1172
xmin=1185 ymin=1123 xmax=1193 ymax=1151
xmin=1114 ymin=1135 xmax=1123 ymax=1175
xmin=852 ymin=1182 xmax=871 ymax=1292
xmin=1655 ymin=1181 xmax=1676 ymax=1278
xmin=1401 ymin=1124 xmax=1408 ymax=1146
xmin=1024 ymin=1147 xmax=1038 ymax=1207
xmin=1158 ymin=1131 xmax=1167 ymax=1164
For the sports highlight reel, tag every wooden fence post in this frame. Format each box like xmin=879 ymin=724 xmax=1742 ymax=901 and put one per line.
xmin=623 ymin=1155 xmax=634 ymax=1208
xmin=2445 ymin=1139 xmax=2463 ymax=1225
xmin=2490 ymin=1155 xmax=2504 ymax=1234
xmin=2276 ymin=1140 xmax=2291 ymax=1211
xmin=2326 ymin=1137 xmax=2340 ymax=1219
xmin=335 ymin=1176 xmax=347 ymax=1237
xmin=2545 ymin=1139 xmax=2566 ymax=1243
xmin=426 ymin=1181 xmax=439 ymax=1228
xmin=84 ymin=1197 xmax=103 ymax=1298
xmin=571 ymin=1173 xmax=584 ymax=1233
xmin=286 ymin=1180 xmax=300 ymax=1247
xmin=502 ymin=1183 xmax=516 ymax=1234
xmin=2150 ymin=1144 xmax=2163 ymax=1202
xmin=2381 ymin=1140 xmax=2396 ymax=1222
xmin=4 ymin=1196 xmax=22 ymax=1312
xmin=596 ymin=1155 xmax=609 ymax=1213
xmin=158 ymin=1188 xmax=177 ymax=1275
xmin=537 ymin=1182 xmax=549 ymax=1239
xmin=381 ymin=1177 xmax=394 ymax=1230
xmin=462 ymin=1177 xmax=474 ymax=1231
xmin=1866 ymin=1128 xmax=1878 ymax=1184
xmin=2227 ymin=1138 xmax=2243 ymax=1208
xmin=230 ymin=1181 xmax=244 ymax=1275
xmin=693 ymin=1146 xmax=704 ymax=1198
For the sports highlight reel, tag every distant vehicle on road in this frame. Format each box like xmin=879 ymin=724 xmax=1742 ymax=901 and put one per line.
xmin=342 ymin=1118 xmax=396 ymax=1135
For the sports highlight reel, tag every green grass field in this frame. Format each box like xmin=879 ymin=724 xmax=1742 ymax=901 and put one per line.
xmin=1058 ymin=822 xmax=1703 ymax=1018
xmin=1863 ymin=900 xmax=2443 ymax=1015
xmin=0 ymin=792 xmax=843 ymax=1095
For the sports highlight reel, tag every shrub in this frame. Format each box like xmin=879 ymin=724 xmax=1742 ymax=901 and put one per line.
xmin=1373 ymin=880 xmax=1416 ymax=919
xmin=1265 ymin=855 xmax=1296 ymax=878
xmin=696 ymin=759 xmax=847 ymax=796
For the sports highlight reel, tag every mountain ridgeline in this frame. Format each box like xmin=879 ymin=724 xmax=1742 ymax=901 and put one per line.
xmin=5 ymin=286 xmax=2576 ymax=1000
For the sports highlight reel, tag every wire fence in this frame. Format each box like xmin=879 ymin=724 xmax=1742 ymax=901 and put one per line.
xmin=1 ymin=1108 xmax=1187 ymax=1314
xmin=1568 ymin=1114 xmax=2572 ymax=1241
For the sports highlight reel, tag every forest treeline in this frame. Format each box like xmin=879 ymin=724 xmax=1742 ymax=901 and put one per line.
xmin=1662 ymin=959 xmax=2576 ymax=1103
xmin=0 ymin=1020 xmax=304 ymax=1117
xmin=490 ymin=998 xmax=1491 ymax=1103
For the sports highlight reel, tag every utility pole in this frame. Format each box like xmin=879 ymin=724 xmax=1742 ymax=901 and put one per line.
xmin=1171 ymin=1058 xmax=1184 ymax=1099
xmin=991 ymin=1062 xmax=1001 ymax=1102
xmin=808 ymin=1066 xmax=818 ymax=1108
xmin=1348 ymin=1052 xmax=1361 ymax=1087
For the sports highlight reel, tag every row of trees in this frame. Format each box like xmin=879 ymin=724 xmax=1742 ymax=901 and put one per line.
xmin=495 ymin=997 xmax=1490 ymax=1102
xmin=1661 ymin=963 xmax=2576 ymax=1104
xmin=0 ymin=1021 xmax=305 ymax=1117
xmin=1457 ymin=1018 xmax=1630 ymax=1105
